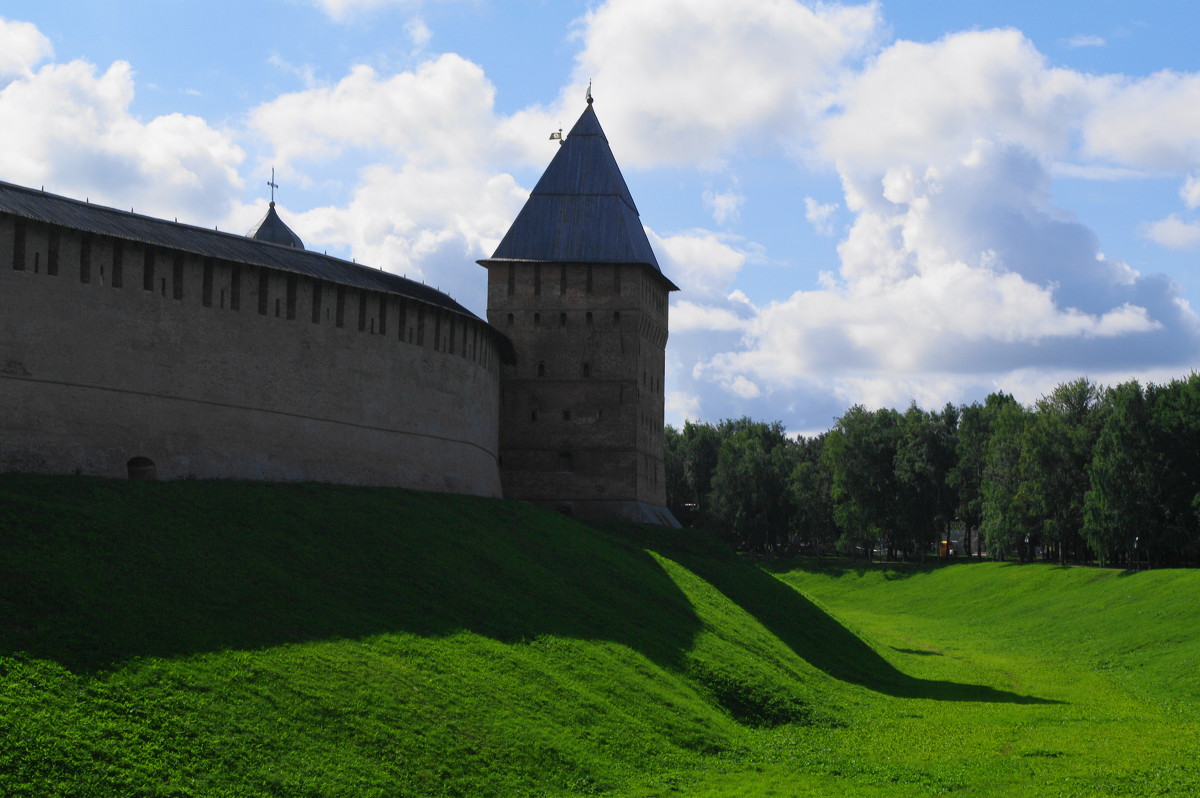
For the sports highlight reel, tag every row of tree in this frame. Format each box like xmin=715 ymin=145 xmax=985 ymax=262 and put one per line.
xmin=664 ymin=375 xmax=1200 ymax=568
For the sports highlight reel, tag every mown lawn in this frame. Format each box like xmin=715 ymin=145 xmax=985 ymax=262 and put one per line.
xmin=1 ymin=475 xmax=1198 ymax=796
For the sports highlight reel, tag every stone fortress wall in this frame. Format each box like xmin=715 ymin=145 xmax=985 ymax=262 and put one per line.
xmin=477 ymin=97 xmax=678 ymax=526
xmin=486 ymin=260 xmax=670 ymax=516
xmin=0 ymin=99 xmax=679 ymax=525
xmin=0 ymin=207 xmax=506 ymax=496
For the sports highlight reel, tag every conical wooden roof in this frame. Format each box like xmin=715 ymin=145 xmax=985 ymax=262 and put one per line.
xmin=484 ymin=101 xmax=676 ymax=288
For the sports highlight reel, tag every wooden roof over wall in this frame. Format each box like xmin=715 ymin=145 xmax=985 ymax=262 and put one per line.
xmin=0 ymin=179 xmax=483 ymax=319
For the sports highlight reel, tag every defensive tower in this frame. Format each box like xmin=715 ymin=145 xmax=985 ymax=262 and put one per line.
xmin=479 ymin=96 xmax=680 ymax=526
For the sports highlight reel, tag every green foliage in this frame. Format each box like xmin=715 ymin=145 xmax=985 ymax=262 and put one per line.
xmin=786 ymin=434 xmax=837 ymax=555
xmin=667 ymin=372 xmax=1200 ymax=567
xmin=825 ymin=406 xmax=902 ymax=557
xmin=948 ymin=400 xmax=991 ymax=555
xmin=893 ymin=403 xmax=958 ymax=558
xmin=1084 ymin=375 xmax=1200 ymax=567
xmin=663 ymin=420 xmax=722 ymax=522
xmin=980 ymin=393 xmax=1033 ymax=558
xmin=665 ymin=418 xmax=802 ymax=551
xmin=707 ymin=419 xmax=794 ymax=550
xmin=1020 ymin=378 xmax=1104 ymax=562
xmin=1084 ymin=380 xmax=1157 ymax=565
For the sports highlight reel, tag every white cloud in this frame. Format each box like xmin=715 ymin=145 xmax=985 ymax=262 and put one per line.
xmin=560 ymin=0 xmax=882 ymax=167
xmin=821 ymin=29 xmax=1099 ymax=173
xmin=703 ymin=185 xmax=745 ymax=225
xmin=406 ymin=17 xmax=433 ymax=49
xmin=249 ymin=54 xmax=499 ymax=171
xmin=1141 ymin=214 xmax=1200 ymax=250
xmin=727 ymin=375 xmax=761 ymax=399
xmin=244 ymin=50 xmax=543 ymax=310
xmin=666 ymin=391 xmax=702 ymax=424
xmin=311 ymin=0 xmax=419 ymax=22
xmin=1050 ymin=162 xmax=1147 ymax=180
xmin=9 ymin=7 xmax=1200 ymax=430
xmin=649 ymin=228 xmax=746 ymax=298
xmin=0 ymin=50 xmax=243 ymax=223
xmin=0 ymin=17 xmax=52 ymax=78
xmin=267 ymin=52 xmax=319 ymax=89
xmin=684 ymin=24 xmax=1200 ymax=416
xmin=1083 ymin=70 xmax=1200 ymax=170
xmin=287 ymin=163 xmax=526 ymax=313
xmin=804 ymin=196 xmax=837 ymax=235
xmin=829 ymin=375 xmax=969 ymax=414
xmin=670 ymin=300 xmax=747 ymax=333
xmin=1065 ymin=34 xmax=1106 ymax=49
xmin=1182 ymin=173 xmax=1200 ymax=208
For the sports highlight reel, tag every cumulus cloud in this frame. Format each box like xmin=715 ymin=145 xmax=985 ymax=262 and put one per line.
xmin=406 ymin=17 xmax=433 ymax=49
xmin=555 ymin=0 xmax=882 ymax=167
xmin=288 ymin=163 xmax=526 ymax=312
xmin=820 ymin=29 xmax=1099 ymax=173
xmin=245 ymin=52 xmax=535 ymax=312
xmin=804 ymin=196 xmax=838 ymax=235
xmin=0 ymin=17 xmax=52 ymax=78
xmin=665 ymin=391 xmax=703 ymax=424
xmin=1141 ymin=214 xmax=1200 ymax=250
xmin=650 ymin=228 xmax=747 ymax=298
xmin=696 ymin=140 xmax=1192 ymax=400
xmin=679 ymin=26 xmax=1200 ymax=418
xmin=703 ymin=185 xmax=745 ymax=225
xmin=670 ymin=300 xmax=748 ymax=333
xmin=1083 ymin=70 xmax=1200 ymax=170
xmin=250 ymin=54 xmax=498 ymax=171
xmin=726 ymin=375 xmax=762 ymax=399
xmin=1182 ymin=172 xmax=1200 ymax=208
xmin=9 ymin=5 xmax=1200 ymax=428
xmin=0 ymin=48 xmax=243 ymax=223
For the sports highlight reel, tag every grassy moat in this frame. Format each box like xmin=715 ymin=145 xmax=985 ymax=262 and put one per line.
xmin=1 ymin=475 xmax=1197 ymax=796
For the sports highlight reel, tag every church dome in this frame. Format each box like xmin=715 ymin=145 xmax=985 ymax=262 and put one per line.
xmin=247 ymin=201 xmax=304 ymax=249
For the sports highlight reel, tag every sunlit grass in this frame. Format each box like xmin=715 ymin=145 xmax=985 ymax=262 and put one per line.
xmin=758 ymin=559 xmax=1200 ymax=797
xmin=2 ymin=475 xmax=1198 ymax=796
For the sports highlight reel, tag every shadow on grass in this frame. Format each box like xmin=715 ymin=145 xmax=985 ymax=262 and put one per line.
xmin=608 ymin=526 xmax=1060 ymax=705
xmin=0 ymin=474 xmax=1058 ymax=706
xmin=0 ymin=476 xmax=702 ymax=674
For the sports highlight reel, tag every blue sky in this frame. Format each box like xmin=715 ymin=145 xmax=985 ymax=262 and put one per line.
xmin=3 ymin=0 xmax=1200 ymax=434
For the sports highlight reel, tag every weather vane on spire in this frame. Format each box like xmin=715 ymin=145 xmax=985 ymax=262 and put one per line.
xmin=267 ymin=168 xmax=279 ymax=205
xmin=548 ymin=81 xmax=594 ymax=145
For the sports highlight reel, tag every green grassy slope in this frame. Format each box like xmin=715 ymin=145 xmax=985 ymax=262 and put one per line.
xmin=0 ymin=476 xmax=855 ymax=796
xmin=767 ymin=559 xmax=1200 ymax=797
xmin=2 ymin=476 xmax=1199 ymax=796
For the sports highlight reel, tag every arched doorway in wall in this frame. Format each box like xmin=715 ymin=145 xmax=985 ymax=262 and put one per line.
xmin=127 ymin=456 xmax=157 ymax=481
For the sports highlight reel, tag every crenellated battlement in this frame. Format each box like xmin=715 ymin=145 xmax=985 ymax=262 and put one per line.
xmin=0 ymin=188 xmax=508 ymax=495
